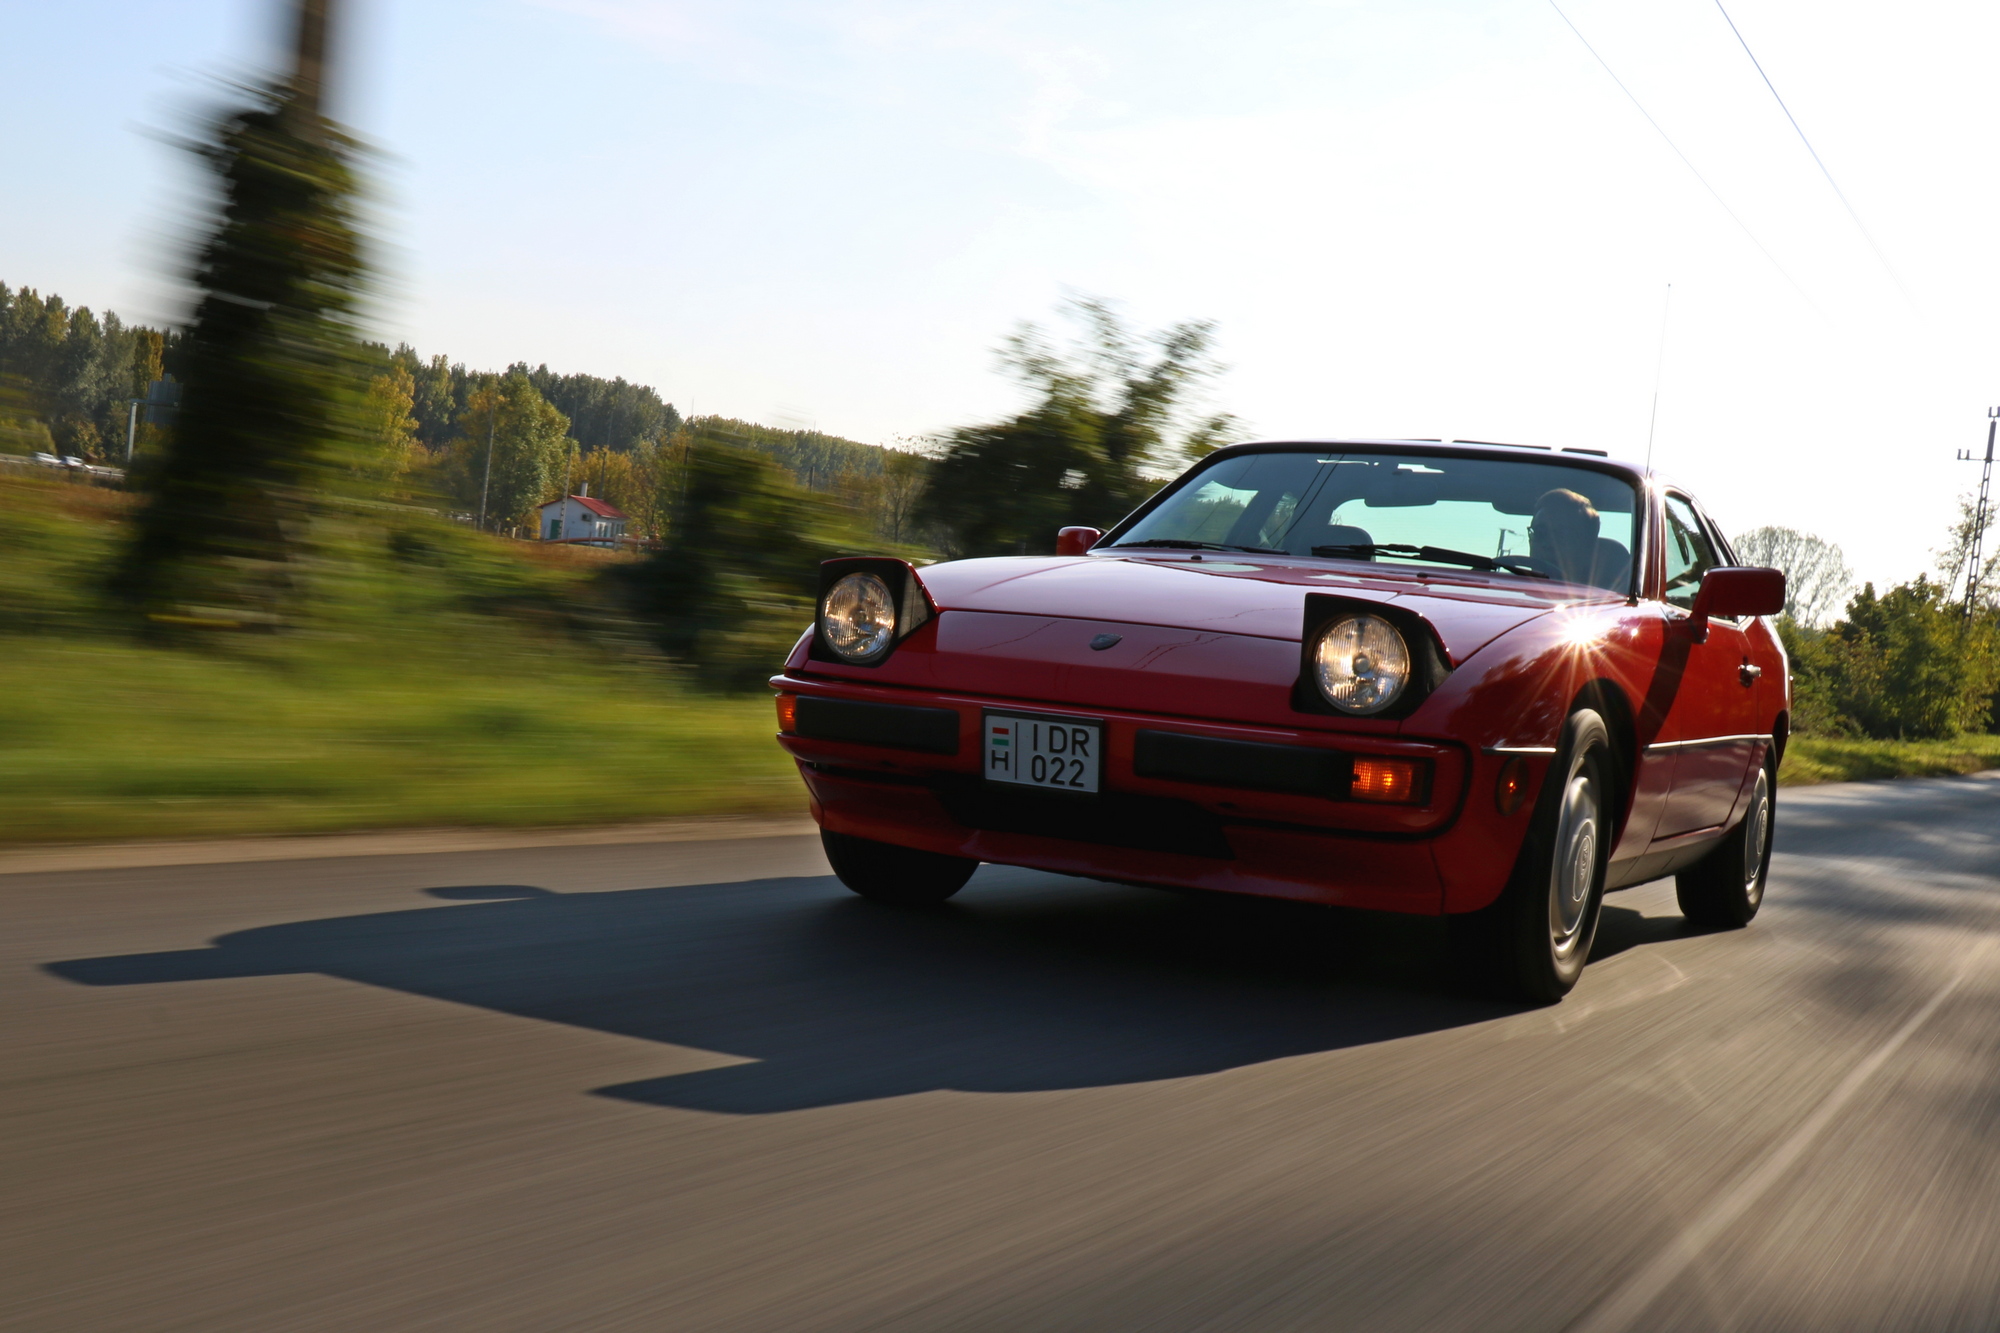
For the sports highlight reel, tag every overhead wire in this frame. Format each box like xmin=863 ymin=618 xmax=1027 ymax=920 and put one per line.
xmin=1543 ymin=0 xmax=1819 ymax=313
xmin=1709 ymin=0 xmax=1918 ymax=311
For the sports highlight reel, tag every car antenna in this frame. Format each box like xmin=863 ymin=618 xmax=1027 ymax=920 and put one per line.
xmin=1644 ymin=283 xmax=1672 ymax=474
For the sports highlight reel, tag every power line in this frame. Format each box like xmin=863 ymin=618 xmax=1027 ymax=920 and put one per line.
xmin=1709 ymin=0 xmax=1917 ymax=311
xmin=1544 ymin=0 xmax=1818 ymax=312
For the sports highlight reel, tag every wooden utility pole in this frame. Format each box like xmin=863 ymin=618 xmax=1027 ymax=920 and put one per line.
xmin=288 ymin=0 xmax=331 ymax=124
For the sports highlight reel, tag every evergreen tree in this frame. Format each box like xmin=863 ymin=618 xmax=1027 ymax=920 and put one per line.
xmin=110 ymin=83 xmax=370 ymax=623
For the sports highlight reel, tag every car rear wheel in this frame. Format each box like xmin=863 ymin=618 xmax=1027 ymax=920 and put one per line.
xmin=1676 ymin=757 xmax=1774 ymax=930
xmin=1456 ymin=708 xmax=1612 ymax=1003
xmin=821 ymin=830 xmax=979 ymax=906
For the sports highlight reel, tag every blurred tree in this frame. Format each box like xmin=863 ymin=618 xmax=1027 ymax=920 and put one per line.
xmin=918 ymin=297 xmax=1239 ymax=557
xmin=872 ymin=437 xmax=933 ymax=545
xmin=111 ymin=80 xmax=372 ymax=624
xmin=1732 ymin=526 xmax=1854 ymax=627
xmin=619 ymin=441 xmax=863 ymax=688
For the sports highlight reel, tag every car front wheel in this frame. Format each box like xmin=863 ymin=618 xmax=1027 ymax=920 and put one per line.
xmin=821 ymin=830 xmax=979 ymax=906
xmin=1456 ymin=708 xmax=1613 ymax=1003
xmin=1676 ymin=757 xmax=1774 ymax=930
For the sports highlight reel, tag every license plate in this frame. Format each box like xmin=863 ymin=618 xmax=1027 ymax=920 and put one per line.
xmin=983 ymin=711 xmax=1102 ymax=793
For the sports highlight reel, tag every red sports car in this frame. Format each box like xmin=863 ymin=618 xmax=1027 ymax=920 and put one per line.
xmin=772 ymin=439 xmax=1788 ymax=1000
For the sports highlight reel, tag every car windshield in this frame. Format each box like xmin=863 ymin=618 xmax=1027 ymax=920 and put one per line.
xmin=1114 ymin=449 xmax=1639 ymax=591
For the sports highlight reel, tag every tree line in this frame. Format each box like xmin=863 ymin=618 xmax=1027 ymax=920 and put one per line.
xmin=0 ymin=283 xmax=173 ymax=460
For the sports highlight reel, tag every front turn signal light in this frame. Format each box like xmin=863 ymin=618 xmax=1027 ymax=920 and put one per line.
xmin=775 ymin=692 xmax=798 ymax=734
xmin=1351 ymin=757 xmax=1422 ymax=804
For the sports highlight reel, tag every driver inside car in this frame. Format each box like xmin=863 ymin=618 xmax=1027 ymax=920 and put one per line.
xmin=1529 ymin=487 xmax=1601 ymax=585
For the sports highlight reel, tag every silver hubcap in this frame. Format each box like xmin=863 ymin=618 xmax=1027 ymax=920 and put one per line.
xmin=1742 ymin=773 xmax=1770 ymax=905
xmin=1550 ymin=769 xmax=1600 ymax=957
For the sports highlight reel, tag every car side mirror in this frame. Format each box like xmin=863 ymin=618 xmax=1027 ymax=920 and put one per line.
xmin=1689 ymin=566 xmax=1787 ymax=625
xmin=1056 ymin=526 xmax=1103 ymax=557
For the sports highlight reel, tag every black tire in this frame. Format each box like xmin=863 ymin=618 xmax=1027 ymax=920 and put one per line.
xmin=821 ymin=830 xmax=978 ymax=906
xmin=1676 ymin=756 xmax=1774 ymax=930
xmin=1454 ymin=708 xmax=1614 ymax=1003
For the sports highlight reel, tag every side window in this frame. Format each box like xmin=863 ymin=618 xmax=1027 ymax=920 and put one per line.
xmin=1661 ymin=494 xmax=1717 ymax=611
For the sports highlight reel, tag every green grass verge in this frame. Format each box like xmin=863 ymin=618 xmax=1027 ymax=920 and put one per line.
xmin=0 ymin=633 xmax=801 ymax=846
xmin=1780 ymin=732 xmax=2000 ymax=787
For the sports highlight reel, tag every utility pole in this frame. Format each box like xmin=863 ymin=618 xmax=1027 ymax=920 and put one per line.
xmin=477 ymin=391 xmax=497 ymax=531
xmin=1957 ymin=407 xmax=1997 ymax=618
xmin=287 ymin=0 xmax=330 ymax=125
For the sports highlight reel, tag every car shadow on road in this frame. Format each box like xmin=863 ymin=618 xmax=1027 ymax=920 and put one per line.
xmin=44 ymin=867 xmax=1685 ymax=1115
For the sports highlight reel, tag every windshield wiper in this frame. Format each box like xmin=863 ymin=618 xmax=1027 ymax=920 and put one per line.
xmin=1111 ymin=539 xmax=1289 ymax=555
xmin=1311 ymin=542 xmax=1551 ymax=579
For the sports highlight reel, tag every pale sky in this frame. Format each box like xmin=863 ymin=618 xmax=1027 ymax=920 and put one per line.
xmin=5 ymin=0 xmax=1998 ymax=592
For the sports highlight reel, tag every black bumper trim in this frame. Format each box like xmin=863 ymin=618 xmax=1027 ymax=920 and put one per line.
xmin=1133 ymin=729 xmax=1354 ymax=799
xmin=795 ymin=696 xmax=960 ymax=755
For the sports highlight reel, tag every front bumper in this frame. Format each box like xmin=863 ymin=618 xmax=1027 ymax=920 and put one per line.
xmin=775 ymin=673 xmax=1538 ymax=915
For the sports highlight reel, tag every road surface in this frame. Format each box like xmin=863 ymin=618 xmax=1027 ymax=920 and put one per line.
xmin=5 ymin=774 xmax=1999 ymax=1330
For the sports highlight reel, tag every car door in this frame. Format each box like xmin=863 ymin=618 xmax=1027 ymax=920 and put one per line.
xmin=1654 ymin=491 xmax=1761 ymax=838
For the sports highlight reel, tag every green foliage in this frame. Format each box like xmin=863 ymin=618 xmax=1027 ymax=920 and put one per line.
xmin=1787 ymin=578 xmax=2000 ymax=740
xmin=918 ymin=298 xmax=1240 ymax=557
xmin=0 ymin=281 xmax=175 ymax=462
xmin=446 ymin=371 xmax=574 ymax=529
xmin=619 ymin=441 xmax=870 ymax=688
xmin=110 ymin=86 xmax=373 ymax=623
xmin=679 ymin=416 xmax=887 ymax=490
xmin=520 ymin=363 xmax=681 ymax=454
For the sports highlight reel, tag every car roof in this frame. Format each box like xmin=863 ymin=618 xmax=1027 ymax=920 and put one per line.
xmin=1206 ymin=438 xmax=1655 ymax=484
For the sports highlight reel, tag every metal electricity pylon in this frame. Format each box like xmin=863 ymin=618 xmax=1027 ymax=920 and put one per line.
xmin=1958 ymin=408 xmax=1997 ymax=617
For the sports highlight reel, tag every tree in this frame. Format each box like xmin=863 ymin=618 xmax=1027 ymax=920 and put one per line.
xmin=111 ymin=82 xmax=371 ymax=624
xmin=1935 ymin=491 xmax=1999 ymax=614
xmin=872 ymin=439 xmax=932 ymax=544
xmin=619 ymin=441 xmax=864 ymax=687
xmin=1732 ymin=526 xmax=1854 ymax=627
xmin=571 ymin=446 xmax=646 ymax=526
xmin=520 ymin=363 xmax=679 ymax=453
xmin=360 ymin=361 xmax=420 ymax=489
xmin=1822 ymin=578 xmax=2000 ymax=739
xmin=448 ymin=372 xmax=572 ymax=530
xmin=917 ymin=298 xmax=1240 ymax=557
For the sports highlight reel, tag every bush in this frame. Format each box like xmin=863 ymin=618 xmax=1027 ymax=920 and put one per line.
xmin=618 ymin=441 xmax=875 ymax=690
xmin=1795 ymin=579 xmax=2000 ymax=740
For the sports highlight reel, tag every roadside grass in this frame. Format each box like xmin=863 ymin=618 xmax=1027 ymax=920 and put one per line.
xmin=0 ymin=471 xmax=799 ymax=846
xmin=0 ymin=632 xmax=799 ymax=845
xmin=1781 ymin=732 xmax=2000 ymax=787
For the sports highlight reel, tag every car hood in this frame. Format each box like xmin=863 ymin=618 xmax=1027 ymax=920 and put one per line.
xmin=917 ymin=553 xmax=1582 ymax=666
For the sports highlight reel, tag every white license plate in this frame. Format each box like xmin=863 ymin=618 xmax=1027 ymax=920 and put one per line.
xmin=983 ymin=712 xmax=1102 ymax=793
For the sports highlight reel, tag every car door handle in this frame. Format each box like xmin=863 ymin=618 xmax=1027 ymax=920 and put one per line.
xmin=1739 ymin=663 xmax=1762 ymax=686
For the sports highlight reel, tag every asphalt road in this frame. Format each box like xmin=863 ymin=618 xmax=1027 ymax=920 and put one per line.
xmin=5 ymin=774 xmax=1999 ymax=1332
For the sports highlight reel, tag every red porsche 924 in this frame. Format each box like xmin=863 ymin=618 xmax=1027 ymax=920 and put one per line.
xmin=772 ymin=439 xmax=1788 ymax=1001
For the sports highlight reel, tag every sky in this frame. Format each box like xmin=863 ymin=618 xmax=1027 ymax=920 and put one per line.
xmin=5 ymin=0 xmax=1998 ymax=591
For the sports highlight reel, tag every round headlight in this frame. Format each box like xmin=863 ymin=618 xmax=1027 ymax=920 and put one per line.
xmin=1313 ymin=613 xmax=1412 ymax=714
xmin=819 ymin=572 xmax=898 ymax=663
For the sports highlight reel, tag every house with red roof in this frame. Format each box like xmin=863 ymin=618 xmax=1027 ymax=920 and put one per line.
xmin=537 ymin=488 xmax=629 ymax=545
